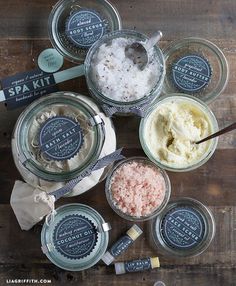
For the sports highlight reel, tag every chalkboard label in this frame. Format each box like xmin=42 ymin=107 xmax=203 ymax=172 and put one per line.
xmin=110 ymin=235 xmax=133 ymax=258
xmin=161 ymin=206 xmax=205 ymax=249
xmin=39 ymin=116 xmax=84 ymax=161
xmin=124 ymin=258 xmax=152 ymax=273
xmin=53 ymin=214 xmax=98 ymax=260
xmin=172 ymin=55 xmax=212 ymax=92
xmin=65 ymin=9 xmax=107 ymax=48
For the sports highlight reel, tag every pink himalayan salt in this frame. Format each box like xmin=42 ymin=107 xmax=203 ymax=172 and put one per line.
xmin=110 ymin=161 xmax=166 ymax=217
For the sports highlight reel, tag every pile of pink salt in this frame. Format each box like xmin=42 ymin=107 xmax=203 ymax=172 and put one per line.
xmin=110 ymin=160 xmax=166 ymax=217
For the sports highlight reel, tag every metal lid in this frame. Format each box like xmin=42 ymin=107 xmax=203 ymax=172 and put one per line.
xmin=41 ymin=203 xmax=110 ymax=271
xmin=48 ymin=0 xmax=122 ymax=63
xmin=152 ymin=197 xmax=215 ymax=257
xmin=163 ymin=37 xmax=229 ymax=103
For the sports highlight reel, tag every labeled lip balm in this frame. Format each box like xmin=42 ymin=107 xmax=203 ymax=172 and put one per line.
xmin=115 ymin=257 xmax=160 ymax=275
xmin=101 ymin=224 xmax=143 ymax=265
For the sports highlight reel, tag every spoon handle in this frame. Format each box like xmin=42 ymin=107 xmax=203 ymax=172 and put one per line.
xmin=195 ymin=122 xmax=236 ymax=144
xmin=146 ymin=31 xmax=163 ymax=51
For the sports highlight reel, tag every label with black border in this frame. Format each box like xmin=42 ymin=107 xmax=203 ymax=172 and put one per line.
xmin=53 ymin=214 xmax=98 ymax=260
xmin=161 ymin=206 xmax=205 ymax=249
xmin=172 ymin=55 xmax=212 ymax=92
xmin=39 ymin=116 xmax=84 ymax=161
xmin=65 ymin=9 xmax=107 ymax=48
xmin=124 ymin=258 xmax=152 ymax=273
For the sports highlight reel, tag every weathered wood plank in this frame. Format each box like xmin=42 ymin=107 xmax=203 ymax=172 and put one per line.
xmin=0 ymin=148 xmax=235 ymax=206
xmin=0 ymin=204 xmax=235 ymax=286
xmin=0 ymin=0 xmax=236 ymax=40
xmin=0 ymin=39 xmax=235 ymax=149
xmin=0 ymin=264 xmax=235 ymax=286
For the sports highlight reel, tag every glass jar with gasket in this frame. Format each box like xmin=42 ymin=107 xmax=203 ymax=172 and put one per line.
xmin=41 ymin=203 xmax=111 ymax=271
xmin=150 ymin=197 xmax=215 ymax=257
xmin=48 ymin=0 xmax=122 ymax=63
xmin=162 ymin=37 xmax=229 ymax=103
xmin=11 ymin=91 xmax=116 ymax=196
xmin=84 ymin=29 xmax=165 ymax=117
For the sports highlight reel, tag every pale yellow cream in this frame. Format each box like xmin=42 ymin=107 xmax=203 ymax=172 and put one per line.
xmin=144 ymin=99 xmax=212 ymax=168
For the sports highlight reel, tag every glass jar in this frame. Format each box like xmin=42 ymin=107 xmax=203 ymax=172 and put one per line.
xmin=162 ymin=37 xmax=229 ymax=103
xmin=12 ymin=92 xmax=116 ymax=196
xmin=150 ymin=198 xmax=215 ymax=258
xmin=41 ymin=203 xmax=110 ymax=271
xmin=105 ymin=157 xmax=171 ymax=221
xmin=139 ymin=94 xmax=218 ymax=172
xmin=48 ymin=0 xmax=122 ymax=63
xmin=84 ymin=29 xmax=165 ymax=116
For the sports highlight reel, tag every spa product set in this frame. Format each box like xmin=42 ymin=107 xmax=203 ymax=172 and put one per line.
xmin=8 ymin=0 xmax=230 ymax=275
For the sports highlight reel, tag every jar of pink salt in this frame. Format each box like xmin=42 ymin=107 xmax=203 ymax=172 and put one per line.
xmin=105 ymin=157 xmax=171 ymax=221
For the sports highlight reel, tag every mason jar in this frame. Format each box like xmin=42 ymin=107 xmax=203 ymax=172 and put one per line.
xmin=48 ymin=0 xmax=122 ymax=63
xmin=150 ymin=197 xmax=215 ymax=258
xmin=84 ymin=29 xmax=165 ymax=116
xmin=41 ymin=203 xmax=111 ymax=271
xmin=139 ymin=94 xmax=218 ymax=172
xmin=11 ymin=92 xmax=116 ymax=196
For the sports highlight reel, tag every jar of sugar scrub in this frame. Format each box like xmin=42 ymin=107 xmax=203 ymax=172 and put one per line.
xmin=12 ymin=92 xmax=116 ymax=196
xmin=150 ymin=198 xmax=215 ymax=258
xmin=48 ymin=0 xmax=122 ymax=63
xmin=139 ymin=94 xmax=218 ymax=172
xmin=84 ymin=30 xmax=165 ymax=117
xmin=105 ymin=157 xmax=171 ymax=221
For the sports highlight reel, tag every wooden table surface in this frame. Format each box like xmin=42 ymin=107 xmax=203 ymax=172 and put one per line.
xmin=0 ymin=0 xmax=236 ymax=285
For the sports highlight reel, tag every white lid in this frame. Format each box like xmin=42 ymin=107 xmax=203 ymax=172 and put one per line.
xmin=114 ymin=262 xmax=125 ymax=275
xmin=101 ymin=251 xmax=114 ymax=265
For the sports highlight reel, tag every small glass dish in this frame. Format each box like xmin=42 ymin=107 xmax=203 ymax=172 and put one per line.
xmin=48 ymin=0 xmax=122 ymax=63
xmin=150 ymin=197 xmax=215 ymax=258
xmin=84 ymin=29 xmax=165 ymax=116
xmin=162 ymin=37 xmax=229 ymax=103
xmin=139 ymin=94 xmax=219 ymax=172
xmin=105 ymin=157 xmax=171 ymax=221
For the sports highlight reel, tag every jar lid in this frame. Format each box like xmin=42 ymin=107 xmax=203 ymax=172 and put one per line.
xmin=48 ymin=0 xmax=122 ymax=63
xmin=15 ymin=92 xmax=105 ymax=182
xmin=41 ymin=204 xmax=110 ymax=271
xmin=152 ymin=197 xmax=215 ymax=257
xmin=162 ymin=38 xmax=228 ymax=103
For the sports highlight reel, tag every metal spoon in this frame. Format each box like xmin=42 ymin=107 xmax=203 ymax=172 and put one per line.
xmin=195 ymin=122 xmax=236 ymax=144
xmin=125 ymin=31 xmax=163 ymax=70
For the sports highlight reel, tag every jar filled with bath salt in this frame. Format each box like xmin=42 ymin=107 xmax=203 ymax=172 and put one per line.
xmin=12 ymin=92 xmax=116 ymax=196
xmin=105 ymin=157 xmax=171 ymax=221
xmin=139 ymin=94 xmax=218 ymax=172
xmin=84 ymin=29 xmax=165 ymax=116
xmin=41 ymin=203 xmax=111 ymax=271
xmin=48 ymin=0 xmax=122 ymax=63
xmin=150 ymin=198 xmax=215 ymax=258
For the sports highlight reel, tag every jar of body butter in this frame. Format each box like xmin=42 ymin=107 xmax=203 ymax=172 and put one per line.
xmin=12 ymin=92 xmax=116 ymax=196
xmin=84 ymin=29 xmax=165 ymax=116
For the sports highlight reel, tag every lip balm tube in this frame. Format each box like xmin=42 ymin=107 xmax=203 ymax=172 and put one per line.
xmin=115 ymin=257 xmax=160 ymax=275
xmin=101 ymin=224 xmax=143 ymax=265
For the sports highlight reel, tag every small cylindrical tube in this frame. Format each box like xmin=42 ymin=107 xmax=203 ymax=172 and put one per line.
xmin=101 ymin=224 xmax=143 ymax=265
xmin=115 ymin=257 xmax=160 ymax=275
